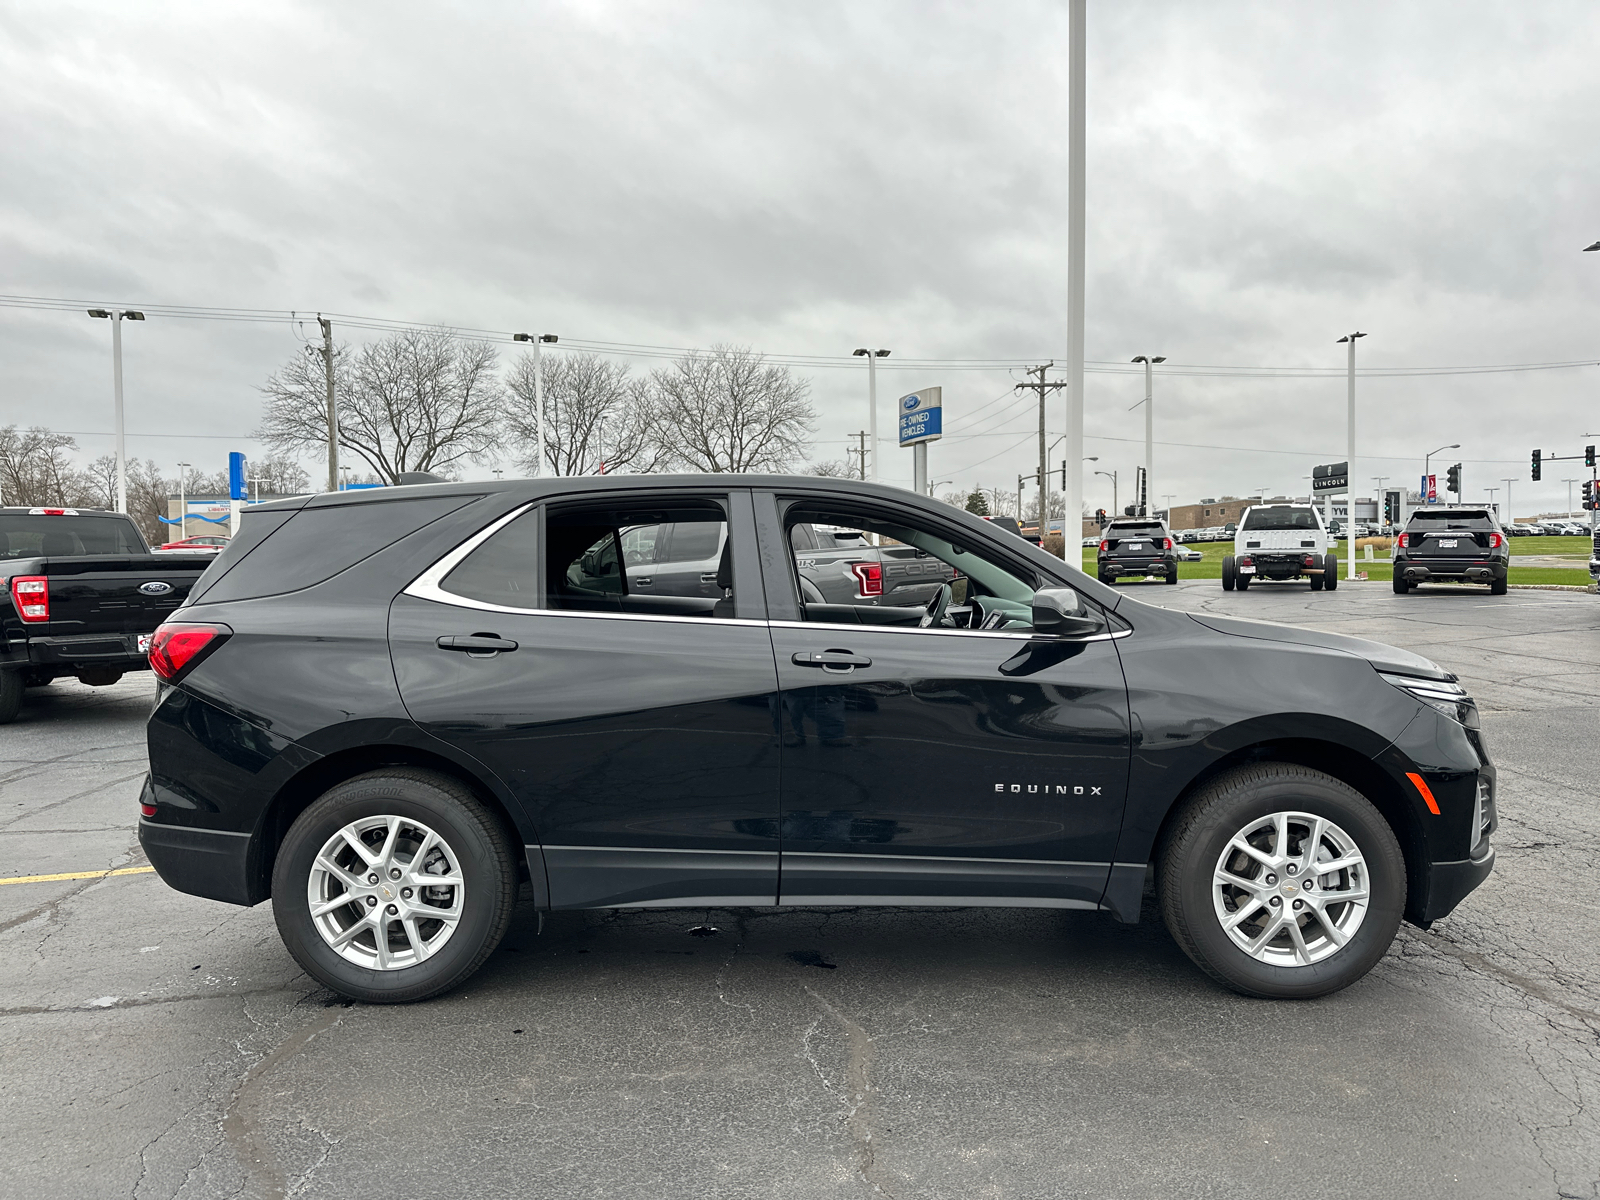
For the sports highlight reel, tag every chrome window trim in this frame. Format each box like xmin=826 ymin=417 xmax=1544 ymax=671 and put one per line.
xmin=768 ymin=619 xmax=1130 ymax=644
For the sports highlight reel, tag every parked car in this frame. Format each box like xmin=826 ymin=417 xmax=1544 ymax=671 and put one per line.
xmin=1393 ymin=507 xmax=1509 ymax=595
xmin=1173 ymin=544 xmax=1203 ymax=562
xmin=1507 ymin=523 xmax=1540 ymax=537
xmin=1096 ymin=518 xmax=1178 ymax=585
xmin=140 ymin=476 xmax=1495 ymax=1004
xmin=1222 ymin=504 xmax=1337 ymax=592
xmin=1 ymin=506 xmax=212 ymax=722
xmin=158 ymin=534 xmax=230 ymax=553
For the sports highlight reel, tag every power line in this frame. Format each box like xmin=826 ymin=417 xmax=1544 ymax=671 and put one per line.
xmin=3 ymin=293 xmax=1596 ymax=379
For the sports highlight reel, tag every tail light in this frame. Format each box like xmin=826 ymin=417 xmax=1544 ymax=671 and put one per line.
xmin=10 ymin=576 xmax=48 ymax=622
xmin=1304 ymin=555 xmax=1316 ymax=567
xmin=1488 ymin=532 xmax=1503 ymax=548
xmin=148 ymin=622 xmax=232 ymax=681
xmin=1163 ymin=538 xmax=1173 ymax=551
xmin=1240 ymin=556 xmax=1253 ymax=567
xmin=1098 ymin=540 xmax=1109 ymax=552
xmin=1398 ymin=533 xmax=1410 ymax=548
xmin=848 ymin=562 xmax=883 ymax=598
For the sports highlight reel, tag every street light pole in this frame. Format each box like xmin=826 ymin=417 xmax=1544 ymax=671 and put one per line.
xmin=87 ymin=308 xmax=145 ymax=513
xmin=1562 ymin=478 xmax=1579 ymax=519
xmin=1502 ymin=478 xmax=1518 ymax=525
xmin=1095 ymin=468 xmax=1118 ymax=519
xmin=852 ymin=348 xmax=891 ymax=483
xmin=1337 ymin=331 xmax=1366 ymax=579
xmin=1422 ymin=442 xmax=1459 ymax=502
xmin=1485 ymin=486 xmax=1498 ymax=516
xmin=1130 ymin=356 xmax=1165 ymax=516
xmin=1064 ymin=0 xmax=1086 ymax=553
xmin=176 ymin=462 xmax=189 ymax=539
xmin=514 ymin=333 xmax=559 ymax=476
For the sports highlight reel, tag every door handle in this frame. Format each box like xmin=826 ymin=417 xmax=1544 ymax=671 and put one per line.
xmin=436 ymin=634 xmax=519 ymax=654
xmin=792 ymin=649 xmax=871 ymax=669
xmin=700 ymin=573 xmax=719 ymax=584
xmin=634 ymin=577 xmax=653 ymax=586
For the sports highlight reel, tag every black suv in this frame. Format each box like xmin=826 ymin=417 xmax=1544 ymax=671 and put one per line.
xmin=1393 ymin=507 xmax=1510 ymax=595
xmin=1096 ymin=519 xmax=1178 ymax=585
xmin=139 ymin=476 xmax=1495 ymax=1003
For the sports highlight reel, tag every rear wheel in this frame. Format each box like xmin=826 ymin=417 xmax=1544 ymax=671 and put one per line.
xmin=1489 ymin=577 xmax=1508 ymax=595
xmin=272 ymin=769 xmax=518 ymax=1004
xmin=1158 ymin=763 xmax=1405 ymax=999
xmin=1309 ymin=570 xmax=1324 ymax=592
xmin=0 ymin=670 xmax=22 ymax=725
xmin=1392 ymin=574 xmax=1410 ymax=594
xmin=1165 ymin=563 xmax=1179 ymax=584
xmin=1236 ymin=575 xmax=1251 ymax=590
xmin=1323 ymin=553 xmax=1339 ymax=591
xmin=1221 ymin=556 xmax=1236 ymax=591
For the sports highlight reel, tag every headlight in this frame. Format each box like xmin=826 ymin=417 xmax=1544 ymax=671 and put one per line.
xmin=1379 ymin=672 xmax=1478 ymax=727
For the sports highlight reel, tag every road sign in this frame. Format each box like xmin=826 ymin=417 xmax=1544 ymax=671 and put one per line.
xmin=228 ymin=452 xmax=249 ymax=501
xmin=1311 ymin=462 xmax=1348 ymax=492
xmin=1421 ymin=473 xmax=1437 ymax=503
xmin=897 ymin=388 xmax=943 ymax=447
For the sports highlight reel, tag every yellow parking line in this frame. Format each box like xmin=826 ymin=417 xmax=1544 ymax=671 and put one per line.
xmin=0 ymin=866 xmax=156 ymax=887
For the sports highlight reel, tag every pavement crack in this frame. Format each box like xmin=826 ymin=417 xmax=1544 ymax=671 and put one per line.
xmin=802 ymin=983 xmax=899 ymax=1198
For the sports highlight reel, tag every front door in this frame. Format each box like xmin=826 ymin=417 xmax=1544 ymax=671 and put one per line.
xmin=761 ymin=493 xmax=1130 ymax=908
xmin=390 ymin=488 xmax=781 ymax=909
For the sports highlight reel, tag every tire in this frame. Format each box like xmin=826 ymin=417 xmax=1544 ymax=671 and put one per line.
xmin=1309 ymin=570 xmax=1324 ymax=591
xmin=0 ymin=670 xmax=22 ymax=725
xmin=272 ymin=769 xmax=518 ymax=1004
xmin=1323 ymin=553 xmax=1338 ymax=591
xmin=1489 ymin=576 xmax=1508 ymax=596
xmin=1221 ymin=556 xmax=1236 ymax=591
xmin=1392 ymin=574 xmax=1410 ymax=594
xmin=1236 ymin=576 xmax=1250 ymax=590
xmin=1157 ymin=763 xmax=1405 ymax=999
xmin=1165 ymin=563 xmax=1179 ymax=585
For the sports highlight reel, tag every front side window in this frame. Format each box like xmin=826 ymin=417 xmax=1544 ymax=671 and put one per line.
xmin=782 ymin=503 xmax=1044 ymax=633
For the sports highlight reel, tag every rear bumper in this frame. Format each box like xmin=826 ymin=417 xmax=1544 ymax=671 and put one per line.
xmin=13 ymin=632 xmax=152 ymax=670
xmin=139 ymin=817 xmax=259 ymax=907
xmin=1100 ymin=557 xmax=1175 ymax=576
xmin=1396 ymin=558 xmax=1507 ymax=583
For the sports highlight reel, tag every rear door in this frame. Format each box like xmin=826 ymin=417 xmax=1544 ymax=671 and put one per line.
xmin=389 ymin=487 xmax=783 ymax=909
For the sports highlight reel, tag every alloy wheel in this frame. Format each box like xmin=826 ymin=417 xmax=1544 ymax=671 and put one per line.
xmin=1212 ymin=810 xmax=1369 ymax=966
xmin=307 ymin=815 xmax=465 ymax=970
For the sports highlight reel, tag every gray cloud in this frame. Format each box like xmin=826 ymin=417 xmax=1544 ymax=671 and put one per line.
xmin=2 ymin=1 xmax=1597 ymax=516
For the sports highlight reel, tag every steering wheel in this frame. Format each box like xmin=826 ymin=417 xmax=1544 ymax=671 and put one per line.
xmin=919 ymin=582 xmax=952 ymax=629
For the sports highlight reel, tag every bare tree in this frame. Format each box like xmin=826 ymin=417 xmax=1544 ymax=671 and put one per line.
xmin=802 ymin=458 xmax=856 ymax=478
xmin=505 ymin=352 xmax=667 ymax=477
xmin=0 ymin=426 xmax=84 ymax=507
xmin=257 ymin=329 xmax=504 ymax=484
xmin=644 ymin=346 xmax=815 ymax=473
xmin=249 ymin=456 xmax=310 ymax=496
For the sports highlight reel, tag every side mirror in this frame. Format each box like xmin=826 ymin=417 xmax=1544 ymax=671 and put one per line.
xmin=1031 ymin=587 xmax=1106 ymax=639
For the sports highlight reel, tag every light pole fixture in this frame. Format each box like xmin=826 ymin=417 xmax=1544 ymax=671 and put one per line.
xmin=1585 ymin=241 xmax=1600 ymax=251
xmin=929 ymin=478 xmax=953 ymax=498
xmin=1130 ymin=356 xmax=1165 ymax=517
xmin=1336 ymin=331 xmax=1366 ymax=579
xmin=88 ymin=307 xmax=146 ymax=514
xmin=514 ymin=333 xmax=559 ymax=476
xmin=852 ymin=348 xmax=891 ymax=483
xmin=1095 ymin=468 xmax=1118 ymax=518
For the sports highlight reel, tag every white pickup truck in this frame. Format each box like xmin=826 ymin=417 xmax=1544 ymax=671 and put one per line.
xmin=1222 ymin=503 xmax=1339 ymax=592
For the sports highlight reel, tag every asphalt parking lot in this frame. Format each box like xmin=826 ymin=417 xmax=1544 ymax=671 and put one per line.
xmin=3 ymin=581 xmax=1597 ymax=1200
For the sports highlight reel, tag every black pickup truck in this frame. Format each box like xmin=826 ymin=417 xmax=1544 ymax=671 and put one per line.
xmin=1 ymin=506 xmax=212 ymax=722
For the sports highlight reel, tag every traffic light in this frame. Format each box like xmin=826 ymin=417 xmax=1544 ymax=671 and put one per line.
xmin=1531 ymin=449 xmax=1541 ymax=481
xmin=1095 ymin=507 xmax=1107 ymax=526
xmin=1585 ymin=480 xmax=1598 ymax=512
xmin=1446 ymin=463 xmax=1461 ymax=496
xmin=1383 ymin=493 xmax=1397 ymax=524
xmin=1588 ymin=445 xmax=1596 ymax=468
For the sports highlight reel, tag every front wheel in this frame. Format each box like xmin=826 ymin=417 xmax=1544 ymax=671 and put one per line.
xmin=1158 ymin=763 xmax=1405 ymax=999
xmin=1323 ymin=553 xmax=1339 ymax=591
xmin=272 ymin=769 xmax=518 ymax=1004
xmin=1221 ymin=556 xmax=1236 ymax=591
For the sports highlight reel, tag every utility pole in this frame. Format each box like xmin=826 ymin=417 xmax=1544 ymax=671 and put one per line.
xmin=1015 ymin=364 xmax=1067 ymax=542
xmin=1064 ymin=0 xmax=1087 ymax=554
xmin=317 ymin=315 xmax=337 ymax=493
xmin=1130 ymin=356 xmax=1165 ymax=515
xmin=849 ymin=430 xmax=870 ymax=480
xmin=514 ymin=333 xmax=560 ymax=475
xmin=176 ymin=462 xmax=189 ymax=540
xmin=86 ymin=307 xmax=145 ymax=513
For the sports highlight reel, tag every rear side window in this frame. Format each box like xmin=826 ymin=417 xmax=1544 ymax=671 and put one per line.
xmin=185 ymin=509 xmax=297 ymax=603
xmin=198 ymin=494 xmax=479 ymax=604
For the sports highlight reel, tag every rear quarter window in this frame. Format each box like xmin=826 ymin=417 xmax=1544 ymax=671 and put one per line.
xmin=194 ymin=494 xmax=480 ymax=604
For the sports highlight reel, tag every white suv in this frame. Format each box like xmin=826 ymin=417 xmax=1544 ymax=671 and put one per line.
xmin=1223 ymin=504 xmax=1339 ymax=592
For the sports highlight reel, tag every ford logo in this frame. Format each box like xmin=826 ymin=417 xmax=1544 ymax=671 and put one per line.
xmin=138 ymin=581 xmax=173 ymax=596
xmin=902 ymin=395 xmax=920 ymax=410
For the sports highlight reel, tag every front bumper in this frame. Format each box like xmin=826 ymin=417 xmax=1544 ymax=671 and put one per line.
xmin=1419 ymin=845 xmax=1495 ymax=923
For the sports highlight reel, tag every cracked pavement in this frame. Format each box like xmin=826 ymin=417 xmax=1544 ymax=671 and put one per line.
xmin=1 ymin=581 xmax=1596 ymax=1198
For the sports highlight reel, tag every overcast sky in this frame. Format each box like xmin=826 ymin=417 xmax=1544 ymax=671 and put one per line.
xmin=3 ymin=1 xmax=1598 ymax=517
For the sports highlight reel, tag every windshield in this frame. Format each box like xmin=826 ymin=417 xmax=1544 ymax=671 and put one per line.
xmin=1241 ymin=507 xmax=1319 ymax=532
xmin=0 ymin=514 xmax=146 ymax=559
